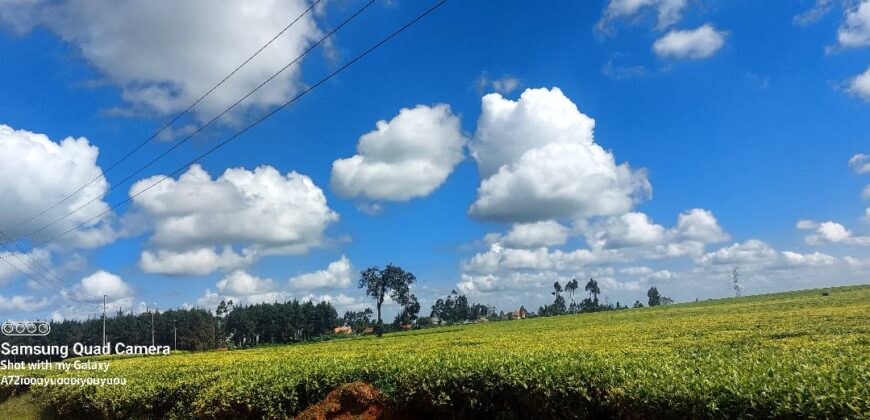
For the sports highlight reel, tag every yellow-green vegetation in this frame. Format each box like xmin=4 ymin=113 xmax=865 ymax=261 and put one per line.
xmin=4 ymin=286 xmax=869 ymax=418
xmin=0 ymin=393 xmax=40 ymax=419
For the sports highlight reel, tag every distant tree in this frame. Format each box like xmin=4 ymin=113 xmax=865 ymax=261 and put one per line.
xmin=553 ymin=295 xmax=566 ymax=314
xmin=393 ymin=294 xmax=421 ymax=327
xmin=661 ymin=297 xmax=674 ymax=305
xmin=216 ymin=300 xmax=228 ymax=317
xmin=585 ymin=278 xmax=600 ymax=306
xmin=552 ymin=281 xmax=563 ymax=297
xmin=358 ymin=264 xmax=416 ymax=337
xmin=647 ymin=287 xmax=661 ymax=307
xmin=565 ymin=278 xmax=579 ymax=313
xmin=539 ymin=292 xmax=567 ymax=317
xmin=343 ymin=308 xmax=373 ymax=334
xmin=632 ymin=300 xmax=644 ymax=308
xmin=430 ymin=291 xmax=493 ymax=324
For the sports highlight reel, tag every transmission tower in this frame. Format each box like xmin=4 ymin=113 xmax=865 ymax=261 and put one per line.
xmin=731 ymin=267 xmax=742 ymax=297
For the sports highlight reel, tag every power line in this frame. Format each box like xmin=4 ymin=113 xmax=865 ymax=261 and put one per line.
xmin=0 ymin=0 xmax=327 ymax=309
xmin=0 ymin=228 xmax=100 ymax=303
xmin=2 ymin=0 xmax=374 ymax=247
xmin=0 ymin=252 xmax=99 ymax=311
xmin=16 ymin=0 xmax=447 ymax=254
xmin=0 ymin=0 xmax=323 ymax=240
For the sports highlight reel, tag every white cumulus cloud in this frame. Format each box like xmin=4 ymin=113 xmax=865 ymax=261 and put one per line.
xmin=139 ymin=247 xmax=254 ymax=277
xmin=696 ymin=240 xmax=778 ymax=266
xmin=0 ymin=0 xmax=322 ymax=121
xmin=195 ymin=257 xmax=361 ymax=311
xmin=468 ymin=87 xmax=650 ymax=223
xmin=804 ymin=221 xmax=870 ymax=246
xmin=217 ymin=270 xmax=275 ymax=296
xmin=488 ymin=221 xmax=571 ymax=249
xmin=0 ymin=248 xmax=50 ymax=285
xmin=653 ymin=24 xmax=727 ymax=60
xmin=0 ymin=294 xmax=51 ymax=314
xmin=76 ymin=270 xmax=134 ymax=299
xmin=781 ymin=251 xmax=837 ymax=267
xmin=289 ymin=255 xmax=352 ymax=290
xmin=0 ymin=124 xmax=116 ymax=249
xmin=837 ymin=0 xmax=870 ymax=48
xmin=131 ymin=164 xmax=338 ymax=276
xmin=330 ymin=104 xmax=467 ymax=202
xmin=846 ymin=67 xmax=870 ymax=101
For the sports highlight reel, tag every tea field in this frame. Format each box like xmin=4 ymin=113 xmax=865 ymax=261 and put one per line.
xmin=2 ymin=285 xmax=868 ymax=418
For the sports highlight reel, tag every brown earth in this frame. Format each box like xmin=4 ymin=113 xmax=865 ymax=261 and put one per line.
xmin=295 ymin=382 xmax=400 ymax=420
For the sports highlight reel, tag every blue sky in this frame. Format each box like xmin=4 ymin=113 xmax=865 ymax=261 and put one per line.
xmin=1 ymin=0 xmax=869 ymax=320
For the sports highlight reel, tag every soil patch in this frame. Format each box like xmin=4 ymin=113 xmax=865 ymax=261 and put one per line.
xmin=296 ymin=382 xmax=398 ymax=420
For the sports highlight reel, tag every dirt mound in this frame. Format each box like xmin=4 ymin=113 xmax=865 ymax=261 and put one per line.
xmin=296 ymin=382 xmax=397 ymax=420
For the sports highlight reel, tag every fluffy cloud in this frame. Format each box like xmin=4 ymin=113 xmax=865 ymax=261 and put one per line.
xmin=139 ymin=247 xmax=254 ymax=277
xmin=653 ymin=24 xmax=726 ymax=60
xmin=586 ymin=212 xmax=666 ymax=249
xmin=850 ymin=153 xmax=870 ymax=174
xmin=0 ymin=294 xmax=51 ymax=314
xmin=487 ymin=221 xmax=571 ymax=249
xmin=55 ymin=270 xmax=137 ymax=318
xmin=597 ymin=0 xmax=689 ymax=31
xmin=781 ymin=251 xmax=836 ymax=267
xmin=585 ymin=209 xmax=728 ymax=251
xmin=696 ymin=240 xmax=778 ymax=266
xmin=468 ymin=88 xmax=650 ymax=223
xmin=458 ymin=270 xmax=563 ymax=294
xmin=676 ymin=209 xmax=730 ymax=243
xmin=195 ymin=256 xmax=363 ymax=311
xmin=837 ymin=0 xmax=870 ymax=48
xmin=132 ymin=164 xmax=338 ymax=276
xmin=217 ymin=270 xmax=276 ymax=296
xmin=802 ymin=221 xmax=870 ymax=246
xmin=698 ymin=240 xmax=839 ymax=268
xmin=1 ymin=0 xmax=321 ymax=120
xmin=846 ymin=67 xmax=870 ymax=101
xmin=461 ymin=209 xmax=727 ymax=295
xmin=618 ymin=266 xmax=674 ymax=281
xmin=75 ymin=270 xmax=134 ymax=299
xmin=0 ymin=248 xmax=50 ymax=285
xmin=0 ymin=124 xmax=115 ymax=249
xmin=289 ymin=255 xmax=352 ymax=290
xmin=330 ymin=104 xmax=467 ymax=202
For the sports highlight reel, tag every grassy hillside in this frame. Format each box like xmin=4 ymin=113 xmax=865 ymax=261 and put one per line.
xmin=4 ymin=285 xmax=869 ymax=418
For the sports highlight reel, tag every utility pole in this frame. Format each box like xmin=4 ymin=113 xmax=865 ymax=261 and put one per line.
xmin=102 ymin=295 xmax=107 ymax=348
xmin=173 ymin=319 xmax=177 ymax=350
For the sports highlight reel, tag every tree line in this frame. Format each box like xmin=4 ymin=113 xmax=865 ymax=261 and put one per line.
xmin=4 ymin=264 xmax=675 ymax=360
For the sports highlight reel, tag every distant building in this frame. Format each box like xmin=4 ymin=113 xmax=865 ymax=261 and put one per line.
xmin=510 ymin=307 xmax=528 ymax=320
xmin=361 ymin=327 xmax=375 ymax=335
xmin=333 ymin=326 xmax=352 ymax=335
xmin=400 ymin=323 xmax=413 ymax=330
